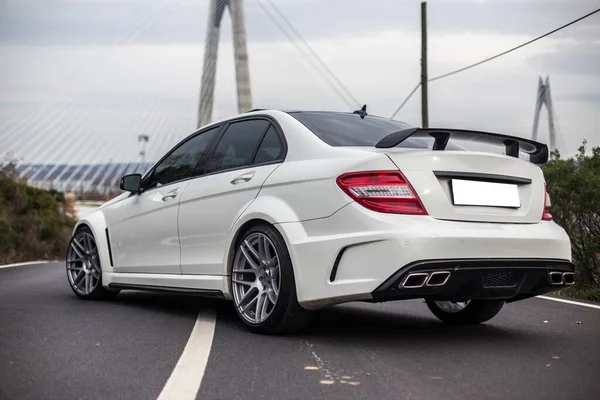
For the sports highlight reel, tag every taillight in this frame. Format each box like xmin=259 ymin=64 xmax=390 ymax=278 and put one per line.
xmin=542 ymin=185 xmax=552 ymax=221
xmin=336 ymin=170 xmax=427 ymax=215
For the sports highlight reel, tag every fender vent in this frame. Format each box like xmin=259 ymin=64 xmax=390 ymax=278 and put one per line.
xmin=105 ymin=228 xmax=114 ymax=267
xmin=481 ymin=270 xmax=524 ymax=288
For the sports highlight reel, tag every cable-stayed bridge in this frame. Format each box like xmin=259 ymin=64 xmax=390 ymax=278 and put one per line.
xmin=1 ymin=0 xmax=590 ymax=197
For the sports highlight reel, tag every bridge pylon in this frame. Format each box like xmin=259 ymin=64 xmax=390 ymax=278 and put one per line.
xmin=198 ymin=0 xmax=252 ymax=128
xmin=531 ymin=76 xmax=557 ymax=152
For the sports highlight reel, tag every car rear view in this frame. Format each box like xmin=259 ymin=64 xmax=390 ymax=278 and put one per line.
xmin=286 ymin=111 xmax=573 ymax=324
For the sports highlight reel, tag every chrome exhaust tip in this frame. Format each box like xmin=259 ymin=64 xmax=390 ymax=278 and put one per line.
xmin=563 ymin=272 xmax=575 ymax=285
xmin=426 ymin=271 xmax=451 ymax=287
xmin=401 ymin=273 xmax=429 ymax=288
xmin=549 ymin=271 xmax=564 ymax=285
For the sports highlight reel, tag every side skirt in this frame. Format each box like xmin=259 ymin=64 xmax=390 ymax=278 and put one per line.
xmin=107 ymin=283 xmax=225 ymax=298
xmin=103 ymin=272 xmax=232 ymax=300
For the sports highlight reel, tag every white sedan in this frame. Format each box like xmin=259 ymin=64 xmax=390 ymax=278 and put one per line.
xmin=66 ymin=109 xmax=574 ymax=334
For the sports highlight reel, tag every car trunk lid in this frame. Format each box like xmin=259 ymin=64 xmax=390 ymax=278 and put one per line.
xmin=376 ymin=149 xmax=545 ymax=223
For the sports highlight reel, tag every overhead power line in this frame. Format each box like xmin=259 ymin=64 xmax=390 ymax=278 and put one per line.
xmin=390 ymin=6 xmax=600 ymax=118
xmin=390 ymin=82 xmax=421 ymax=119
xmin=428 ymin=7 xmax=600 ymax=82
xmin=256 ymin=0 xmax=359 ymax=109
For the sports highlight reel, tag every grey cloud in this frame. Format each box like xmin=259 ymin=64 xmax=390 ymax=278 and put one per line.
xmin=1 ymin=0 xmax=598 ymax=45
xmin=556 ymin=92 xmax=600 ymax=104
xmin=528 ymin=40 xmax=600 ymax=79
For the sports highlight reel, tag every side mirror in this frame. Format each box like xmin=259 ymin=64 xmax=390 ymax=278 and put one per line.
xmin=120 ymin=174 xmax=142 ymax=193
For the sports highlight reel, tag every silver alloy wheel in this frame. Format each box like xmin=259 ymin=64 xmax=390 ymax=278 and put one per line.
xmin=232 ymin=232 xmax=281 ymax=324
xmin=434 ymin=300 xmax=471 ymax=313
xmin=66 ymin=231 xmax=101 ymax=295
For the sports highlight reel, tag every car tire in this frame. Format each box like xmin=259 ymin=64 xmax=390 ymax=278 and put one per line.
xmin=426 ymin=299 xmax=504 ymax=325
xmin=231 ymin=223 xmax=313 ymax=334
xmin=66 ymin=226 xmax=119 ymax=301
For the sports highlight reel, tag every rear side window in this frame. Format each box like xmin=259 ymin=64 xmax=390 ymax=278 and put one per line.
xmin=205 ymin=119 xmax=270 ymax=174
xmin=289 ymin=112 xmax=414 ymax=147
xmin=148 ymin=126 xmax=219 ymax=188
xmin=253 ymin=125 xmax=283 ymax=165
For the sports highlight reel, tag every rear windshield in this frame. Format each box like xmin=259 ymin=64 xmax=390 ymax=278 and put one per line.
xmin=289 ymin=112 xmax=413 ymax=147
xmin=289 ymin=111 xmax=463 ymax=150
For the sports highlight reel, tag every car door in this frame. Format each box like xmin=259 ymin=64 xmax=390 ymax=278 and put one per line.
xmin=104 ymin=126 xmax=220 ymax=274
xmin=178 ymin=118 xmax=286 ymax=275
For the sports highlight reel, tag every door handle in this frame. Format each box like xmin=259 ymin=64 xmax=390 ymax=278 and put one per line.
xmin=161 ymin=188 xmax=179 ymax=201
xmin=230 ymin=171 xmax=255 ymax=185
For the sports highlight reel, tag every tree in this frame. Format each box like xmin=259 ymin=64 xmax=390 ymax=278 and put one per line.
xmin=543 ymin=140 xmax=600 ymax=288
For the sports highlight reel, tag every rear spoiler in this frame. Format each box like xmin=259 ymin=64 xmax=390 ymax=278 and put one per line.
xmin=375 ymin=128 xmax=549 ymax=165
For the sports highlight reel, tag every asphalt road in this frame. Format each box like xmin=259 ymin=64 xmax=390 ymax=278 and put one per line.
xmin=1 ymin=262 xmax=599 ymax=400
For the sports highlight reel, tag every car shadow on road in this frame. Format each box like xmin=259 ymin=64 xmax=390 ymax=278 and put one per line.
xmin=103 ymin=292 xmax=535 ymax=347
xmin=108 ymin=291 xmax=207 ymax=319
xmin=215 ymin=299 xmax=536 ymax=347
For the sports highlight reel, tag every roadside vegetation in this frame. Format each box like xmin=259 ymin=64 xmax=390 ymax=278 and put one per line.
xmin=544 ymin=141 xmax=600 ymax=301
xmin=0 ymin=161 xmax=75 ymax=265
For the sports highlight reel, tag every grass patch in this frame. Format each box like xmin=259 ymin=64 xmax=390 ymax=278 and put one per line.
xmin=553 ymin=285 xmax=600 ymax=302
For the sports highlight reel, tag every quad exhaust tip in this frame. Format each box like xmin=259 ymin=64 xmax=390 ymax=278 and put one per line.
xmin=401 ymin=271 xmax=451 ymax=289
xmin=563 ymin=272 xmax=575 ymax=285
xmin=426 ymin=271 xmax=451 ymax=287
xmin=549 ymin=271 xmax=575 ymax=286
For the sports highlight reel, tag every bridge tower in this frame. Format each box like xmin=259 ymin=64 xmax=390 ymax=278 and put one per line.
xmin=197 ymin=0 xmax=252 ymax=128
xmin=531 ymin=76 xmax=557 ymax=151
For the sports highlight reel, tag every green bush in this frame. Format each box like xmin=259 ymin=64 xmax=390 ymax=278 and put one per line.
xmin=0 ymin=174 xmax=75 ymax=264
xmin=543 ymin=141 xmax=600 ymax=299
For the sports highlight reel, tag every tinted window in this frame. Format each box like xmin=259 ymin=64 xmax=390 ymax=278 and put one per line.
xmin=148 ymin=127 xmax=218 ymax=188
xmin=205 ymin=120 xmax=269 ymax=173
xmin=253 ymin=125 xmax=283 ymax=164
xmin=290 ymin=112 xmax=414 ymax=147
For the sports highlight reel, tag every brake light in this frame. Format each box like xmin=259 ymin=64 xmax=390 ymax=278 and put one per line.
xmin=542 ymin=185 xmax=552 ymax=221
xmin=336 ymin=171 xmax=427 ymax=215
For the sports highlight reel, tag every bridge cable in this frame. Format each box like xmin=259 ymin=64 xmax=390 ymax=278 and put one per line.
xmin=0 ymin=4 xmax=167 ymax=142
xmin=256 ymin=0 xmax=358 ymax=109
xmin=263 ymin=0 xmax=361 ymax=108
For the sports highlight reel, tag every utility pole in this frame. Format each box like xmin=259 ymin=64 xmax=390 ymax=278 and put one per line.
xmin=420 ymin=1 xmax=429 ymax=128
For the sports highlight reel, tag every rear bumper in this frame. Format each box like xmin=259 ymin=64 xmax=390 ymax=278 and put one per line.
xmin=371 ymin=258 xmax=574 ymax=303
xmin=276 ymin=202 xmax=572 ymax=309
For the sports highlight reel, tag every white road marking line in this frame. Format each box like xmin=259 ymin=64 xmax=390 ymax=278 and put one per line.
xmin=157 ymin=305 xmax=216 ymax=400
xmin=0 ymin=261 xmax=49 ymax=269
xmin=537 ymin=295 xmax=600 ymax=310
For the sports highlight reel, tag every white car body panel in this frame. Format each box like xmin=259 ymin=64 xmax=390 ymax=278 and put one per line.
xmin=102 ymin=180 xmax=188 ymax=274
xmin=73 ymin=109 xmax=572 ymax=311
xmin=178 ymin=164 xmax=280 ymax=275
xmin=276 ymin=202 xmax=571 ymax=309
xmin=379 ymin=149 xmax=546 ymax=223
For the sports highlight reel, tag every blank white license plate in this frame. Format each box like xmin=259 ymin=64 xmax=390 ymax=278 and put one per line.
xmin=451 ymin=179 xmax=520 ymax=208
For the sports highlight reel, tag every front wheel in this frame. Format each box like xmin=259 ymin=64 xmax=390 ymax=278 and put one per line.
xmin=426 ymin=299 xmax=504 ymax=325
xmin=66 ymin=227 xmax=119 ymax=300
xmin=231 ymin=224 xmax=313 ymax=334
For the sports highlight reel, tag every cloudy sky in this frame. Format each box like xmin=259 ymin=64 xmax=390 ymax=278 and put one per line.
xmin=0 ymin=0 xmax=599 ymax=164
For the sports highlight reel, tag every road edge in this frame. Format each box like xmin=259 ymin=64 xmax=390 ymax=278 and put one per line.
xmin=0 ymin=261 xmax=50 ymax=269
xmin=537 ymin=295 xmax=600 ymax=310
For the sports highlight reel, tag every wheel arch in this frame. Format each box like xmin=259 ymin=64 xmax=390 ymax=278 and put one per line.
xmin=73 ymin=211 xmax=114 ymax=274
xmin=224 ymin=200 xmax=305 ymax=277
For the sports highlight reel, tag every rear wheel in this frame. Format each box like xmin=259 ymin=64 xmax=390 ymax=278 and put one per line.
xmin=66 ymin=227 xmax=119 ymax=300
xmin=426 ymin=299 xmax=504 ymax=325
xmin=231 ymin=224 xmax=313 ymax=334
